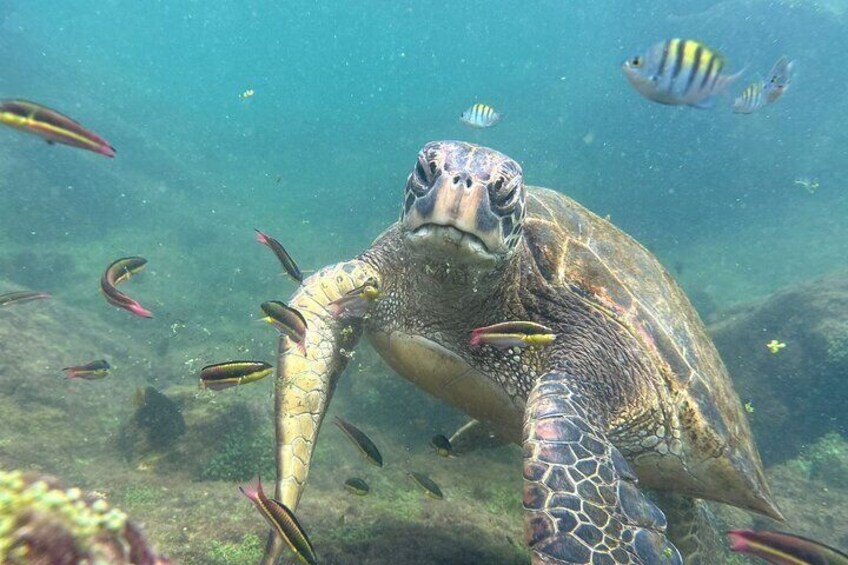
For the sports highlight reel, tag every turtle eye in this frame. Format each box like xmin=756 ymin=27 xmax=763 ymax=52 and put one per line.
xmin=409 ymin=156 xmax=432 ymax=197
xmin=415 ymin=159 xmax=429 ymax=184
xmin=490 ymin=176 xmax=520 ymax=214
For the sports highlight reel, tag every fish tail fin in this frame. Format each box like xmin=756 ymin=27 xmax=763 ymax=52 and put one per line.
xmin=255 ymin=229 xmax=268 ymax=245
xmin=297 ymin=340 xmax=307 ymax=355
xmin=239 ymin=474 xmax=263 ymax=502
xmin=64 ymin=369 xmax=78 ymax=379
xmin=726 ymin=530 xmax=749 ymax=553
xmin=691 ymin=97 xmax=718 ymax=110
xmin=720 ymin=65 xmax=747 ymax=92
xmin=128 ymin=301 xmax=154 ymax=318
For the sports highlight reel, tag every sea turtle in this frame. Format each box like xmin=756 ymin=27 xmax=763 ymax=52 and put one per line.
xmin=261 ymin=140 xmax=782 ymax=564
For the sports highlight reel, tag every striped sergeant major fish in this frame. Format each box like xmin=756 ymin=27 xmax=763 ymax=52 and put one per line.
xmin=733 ymin=81 xmax=767 ymax=114
xmin=733 ymin=56 xmax=796 ymax=114
xmin=622 ymin=38 xmax=743 ymax=108
xmin=460 ymin=103 xmax=502 ymax=128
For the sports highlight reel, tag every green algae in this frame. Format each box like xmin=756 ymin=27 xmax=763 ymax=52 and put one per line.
xmin=207 ymin=533 xmax=264 ymax=565
xmin=121 ymin=484 xmax=161 ymax=506
xmin=824 ymin=321 xmax=848 ymax=366
xmin=805 ymin=432 xmax=848 ymax=488
xmin=0 ymin=469 xmax=127 ymax=562
xmin=199 ymin=404 xmax=275 ymax=482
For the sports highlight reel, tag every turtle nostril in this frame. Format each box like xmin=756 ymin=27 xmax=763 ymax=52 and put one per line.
xmin=465 ymin=178 xmax=472 ymax=188
xmin=452 ymin=175 xmax=461 ymax=185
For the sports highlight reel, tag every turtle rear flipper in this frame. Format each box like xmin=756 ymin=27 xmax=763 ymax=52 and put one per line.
xmin=523 ymin=372 xmax=681 ymax=564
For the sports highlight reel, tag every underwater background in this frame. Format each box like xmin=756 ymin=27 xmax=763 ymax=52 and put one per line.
xmin=1 ymin=0 xmax=847 ymax=563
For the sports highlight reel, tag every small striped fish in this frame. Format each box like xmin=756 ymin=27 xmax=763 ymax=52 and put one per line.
xmin=764 ymin=56 xmax=795 ymax=104
xmin=240 ymin=476 xmax=317 ymax=565
xmin=733 ymin=56 xmax=795 ymax=114
xmin=728 ymin=529 xmax=848 ymax=565
xmin=460 ymin=103 xmax=502 ymax=128
xmin=622 ymin=39 xmax=742 ymax=108
xmin=732 ymin=81 xmax=766 ymax=114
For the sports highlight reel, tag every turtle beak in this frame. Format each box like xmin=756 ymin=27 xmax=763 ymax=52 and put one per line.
xmin=403 ymin=172 xmax=505 ymax=262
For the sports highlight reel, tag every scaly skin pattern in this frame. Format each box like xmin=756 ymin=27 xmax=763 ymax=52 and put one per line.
xmin=359 ymin=225 xmax=660 ymax=443
xmin=359 ymin=227 xmax=679 ymax=564
xmin=262 ymin=259 xmax=377 ymax=565
xmin=523 ymin=373 xmax=679 ymax=564
xmin=262 ymin=141 xmax=777 ymax=565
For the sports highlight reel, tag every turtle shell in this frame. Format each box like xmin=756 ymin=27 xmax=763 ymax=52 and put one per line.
xmin=522 ymin=186 xmax=780 ymax=519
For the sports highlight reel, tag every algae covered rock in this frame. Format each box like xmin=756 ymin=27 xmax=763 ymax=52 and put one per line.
xmin=710 ymin=271 xmax=848 ymax=464
xmin=804 ymin=432 xmax=848 ymax=489
xmin=0 ymin=468 xmax=170 ymax=564
xmin=118 ymin=386 xmax=186 ymax=468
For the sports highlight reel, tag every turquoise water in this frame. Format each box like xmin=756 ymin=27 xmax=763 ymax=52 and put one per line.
xmin=1 ymin=1 xmax=848 ymax=563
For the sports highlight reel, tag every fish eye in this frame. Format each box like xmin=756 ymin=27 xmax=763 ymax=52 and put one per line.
xmin=631 ymin=56 xmax=642 ymax=67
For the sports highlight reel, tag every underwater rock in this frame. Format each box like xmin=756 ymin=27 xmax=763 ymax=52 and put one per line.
xmin=132 ymin=384 xmax=277 ymax=481
xmin=804 ymin=432 xmax=848 ymax=489
xmin=0 ymin=468 xmax=170 ymax=564
xmin=118 ymin=387 xmax=186 ymax=467
xmin=710 ymin=270 xmax=848 ymax=464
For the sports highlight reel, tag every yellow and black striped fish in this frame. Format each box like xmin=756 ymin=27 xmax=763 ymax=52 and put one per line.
xmin=460 ymin=103 xmax=502 ymax=128
xmin=622 ymin=39 xmax=742 ymax=108
xmin=199 ymin=360 xmax=273 ymax=391
xmin=240 ymin=475 xmax=317 ymax=565
xmin=0 ymin=99 xmax=115 ymax=157
xmin=733 ymin=81 xmax=767 ymax=114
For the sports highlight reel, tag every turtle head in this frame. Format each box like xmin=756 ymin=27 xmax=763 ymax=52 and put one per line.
xmin=401 ymin=141 xmax=525 ymax=265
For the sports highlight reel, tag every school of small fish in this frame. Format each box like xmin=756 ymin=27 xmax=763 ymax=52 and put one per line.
xmin=0 ymin=28 xmax=819 ymax=565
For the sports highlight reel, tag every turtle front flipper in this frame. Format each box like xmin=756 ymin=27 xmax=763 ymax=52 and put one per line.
xmin=261 ymin=259 xmax=379 ymax=565
xmin=524 ymin=372 xmax=681 ymax=565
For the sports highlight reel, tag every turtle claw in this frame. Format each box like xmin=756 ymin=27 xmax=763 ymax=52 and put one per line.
xmin=524 ymin=371 xmax=682 ymax=565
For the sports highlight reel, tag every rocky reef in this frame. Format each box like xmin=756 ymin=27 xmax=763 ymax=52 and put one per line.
xmin=2 ymin=268 xmax=848 ymax=563
xmin=710 ymin=270 xmax=848 ymax=464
